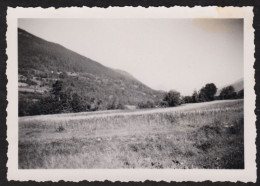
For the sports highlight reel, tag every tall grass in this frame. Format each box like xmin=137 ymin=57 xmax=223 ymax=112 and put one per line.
xmin=19 ymin=100 xmax=244 ymax=169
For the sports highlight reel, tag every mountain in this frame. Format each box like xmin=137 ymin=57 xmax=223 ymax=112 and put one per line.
xmin=18 ymin=28 xmax=164 ymax=112
xmin=216 ymin=78 xmax=244 ymax=95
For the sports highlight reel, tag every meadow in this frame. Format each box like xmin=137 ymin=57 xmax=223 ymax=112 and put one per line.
xmin=19 ymin=99 xmax=244 ymax=169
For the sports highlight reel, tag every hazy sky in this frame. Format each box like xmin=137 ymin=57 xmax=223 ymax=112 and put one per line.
xmin=18 ymin=19 xmax=243 ymax=95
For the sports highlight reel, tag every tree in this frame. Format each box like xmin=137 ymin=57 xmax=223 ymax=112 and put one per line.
xmin=199 ymin=83 xmax=217 ymax=102
xmin=237 ymin=89 xmax=244 ymax=99
xmin=192 ymin=90 xmax=199 ymax=103
xmin=219 ymin=86 xmax=237 ymax=100
xmin=70 ymin=93 xmax=81 ymax=112
xmin=51 ymin=80 xmax=63 ymax=99
xmin=163 ymin=90 xmax=181 ymax=107
xmin=183 ymin=96 xmax=193 ymax=104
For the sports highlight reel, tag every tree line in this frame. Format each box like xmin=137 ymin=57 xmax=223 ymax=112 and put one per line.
xmin=138 ymin=83 xmax=244 ymax=109
xmin=182 ymin=83 xmax=243 ymax=104
xmin=19 ymin=81 xmax=244 ymax=116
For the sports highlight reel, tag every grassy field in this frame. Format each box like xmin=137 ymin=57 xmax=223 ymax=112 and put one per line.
xmin=19 ymin=99 xmax=244 ymax=169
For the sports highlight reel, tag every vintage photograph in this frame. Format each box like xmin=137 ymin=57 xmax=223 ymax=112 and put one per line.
xmin=18 ymin=18 xmax=244 ymax=169
xmin=6 ymin=6 xmax=256 ymax=182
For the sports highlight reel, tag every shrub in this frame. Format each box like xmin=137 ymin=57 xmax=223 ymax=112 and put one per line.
xmin=56 ymin=125 xmax=65 ymax=132
xmin=138 ymin=100 xmax=155 ymax=109
xmin=159 ymin=101 xmax=169 ymax=107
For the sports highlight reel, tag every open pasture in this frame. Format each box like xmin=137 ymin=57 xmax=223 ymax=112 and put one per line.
xmin=19 ymin=99 xmax=244 ymax=169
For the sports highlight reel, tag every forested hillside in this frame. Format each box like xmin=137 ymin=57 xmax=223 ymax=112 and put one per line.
xmin=18 ymin=28 xmax=164 ymax=116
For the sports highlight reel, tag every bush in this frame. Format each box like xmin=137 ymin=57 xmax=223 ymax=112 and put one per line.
xmin=107 ymin=98 xmax=124 ymax=110
xmin=159 ymin=101 xmax=169 ymax=107
xmin=56 ymin=125 xmax=65 ymax=132
xmin=138 ymin=100 xmax=155 ymax=109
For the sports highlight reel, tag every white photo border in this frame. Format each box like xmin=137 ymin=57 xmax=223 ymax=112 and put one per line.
xmin=6 ymin=6 xmax=256 ymax=182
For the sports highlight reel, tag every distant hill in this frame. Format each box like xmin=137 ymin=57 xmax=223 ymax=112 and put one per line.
xmin=231 ymin=78 xmax=244 ymax=92
xmin=216 ymin=78 xmax=244 ymax=95
xmin=18 ymin=28 xmax=164 ymax=109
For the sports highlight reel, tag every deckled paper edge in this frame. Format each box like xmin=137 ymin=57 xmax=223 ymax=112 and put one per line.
xmin=6 ymin=6 xmax=256 ymax=182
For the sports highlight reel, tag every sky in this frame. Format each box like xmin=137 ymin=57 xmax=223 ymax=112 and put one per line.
xmin=18 ymin=19 xmax=243 ymax=95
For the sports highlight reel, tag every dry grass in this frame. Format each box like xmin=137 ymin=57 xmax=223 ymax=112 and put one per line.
xmin=19 ymin=99 xmax=244 ymax=169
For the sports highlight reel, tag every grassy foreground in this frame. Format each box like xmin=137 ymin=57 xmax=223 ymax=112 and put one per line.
xmin=19 ymin=99 xmax=244 ymax=169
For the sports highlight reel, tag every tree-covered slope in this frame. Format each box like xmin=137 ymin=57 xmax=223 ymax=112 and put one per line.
xmin=18 ymin=28 xmax=164 ymax=112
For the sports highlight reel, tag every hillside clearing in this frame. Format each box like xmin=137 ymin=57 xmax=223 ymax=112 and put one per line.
xmin=19 ymin=99 xmax=244 ymax=169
